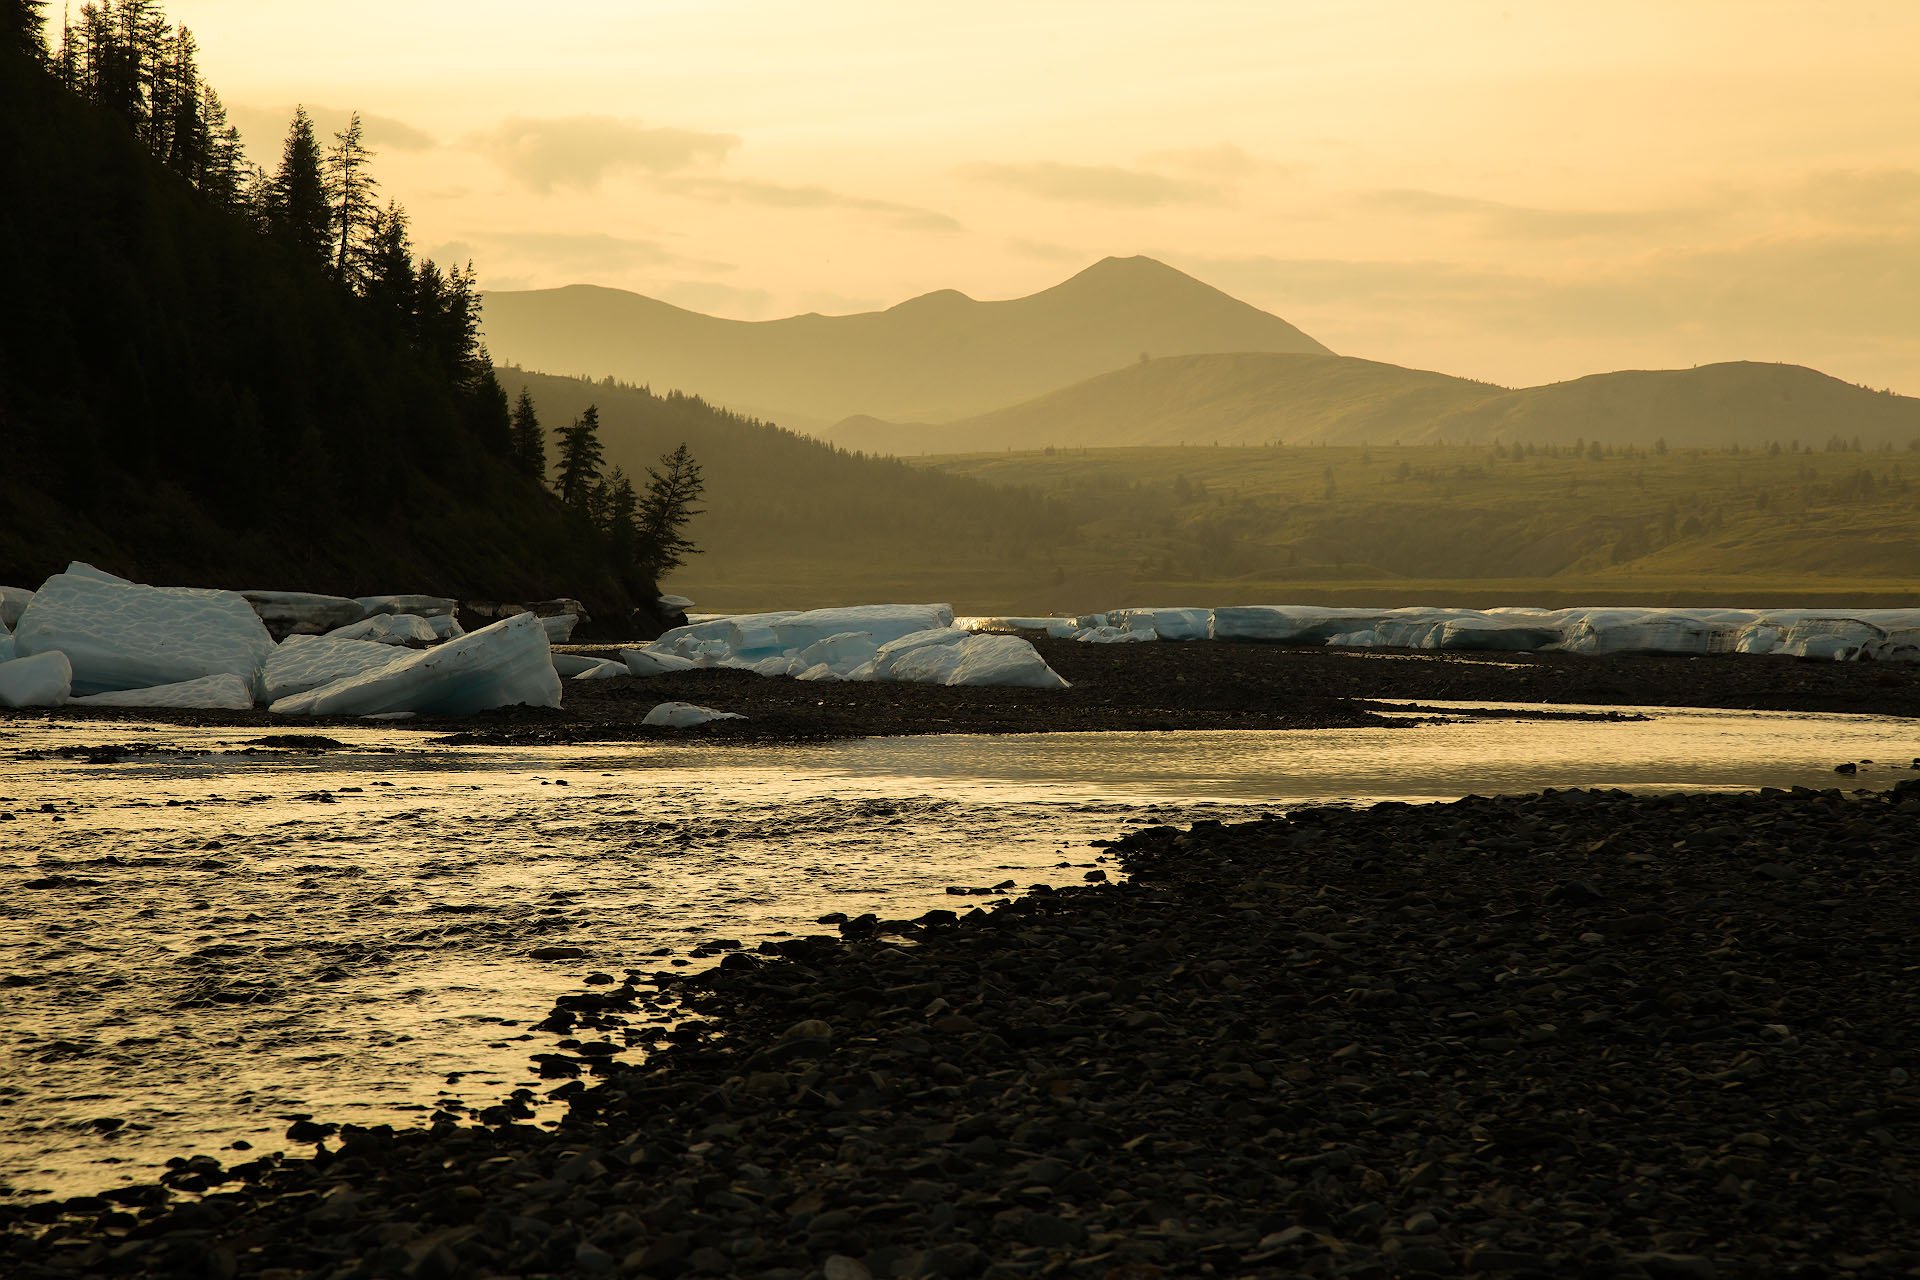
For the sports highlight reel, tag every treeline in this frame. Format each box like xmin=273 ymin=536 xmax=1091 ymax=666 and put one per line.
xmin=0 ymin=1 xmax=663 ymax=612
xmin=508 ymin=391 xmax=707 ymax=580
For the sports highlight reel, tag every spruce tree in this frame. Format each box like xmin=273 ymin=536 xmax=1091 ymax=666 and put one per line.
xmin=638 ymin=442 xmax=705 ymax=575
xmin=265 ymin=106 xmax=330 ymax=269
xmin=553 ymin=404 xmax=605 ymax=509
xmin=4 ymin=0 xmax=47 ymax=61
xmin=324 ymin=110 xmax=377 ymax=283
xmin=361 ymin=201 xmax=417 ymax=330
xmin=509 ymin=388 xmax=546 ymax=483
xmin=603 ymin=468 xmax=640 ymax=560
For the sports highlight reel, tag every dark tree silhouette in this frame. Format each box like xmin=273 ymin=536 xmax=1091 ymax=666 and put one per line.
xmin=509 ymin=389 xmax=546 ymax=483
xmin=265 ymin=106 xmax=330 ymax=269
xmin=554 ymin=404 xmax=605 ymax=508
xmin=639 ymin=443 xmax=705 ymax=575
xmin=5 ymin=0 xmax=45 ymax=61
xmin=324 ymin=110 xmax=377 ymax=283
xmin=602 ymin=468 xmax=641 ymax=561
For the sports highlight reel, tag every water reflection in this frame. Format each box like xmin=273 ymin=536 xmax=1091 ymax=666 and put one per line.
xmin=1 ymin=704 xmax=1913 ymax=1199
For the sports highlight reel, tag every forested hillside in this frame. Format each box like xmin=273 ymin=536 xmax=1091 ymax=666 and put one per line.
xmin=0 ymin=2 xmax=655 ymax=617
xmin=498 ymin=369 xmax=1081 ymax=609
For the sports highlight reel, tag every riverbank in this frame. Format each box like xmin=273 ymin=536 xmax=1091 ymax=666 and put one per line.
xmin=6 ymin=781 xmax=1916 ymax=1277
xmin=5 ymin=639 xmax=1918 ymax=744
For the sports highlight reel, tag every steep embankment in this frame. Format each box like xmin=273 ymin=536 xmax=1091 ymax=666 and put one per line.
xmin=481 ymin=256 xmax=1330 ymax=430
xmin=0 ymin=42 xmax=640 ymax=612
xmin=830 ymin=355 xmax=1920 ymax=454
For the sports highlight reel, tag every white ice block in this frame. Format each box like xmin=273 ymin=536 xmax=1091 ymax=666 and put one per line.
xmin=325 ymin=614 xmax=439 ymax=646
xmin=262 ymin=635 xmax=410 ymax=703
xmin=71 ymin=673 xmax=255 ymax=710
xmin=621 ymin=647 xmax=698 ymax=677
xmin=0 ymin=586 xmax=35 ymax=629
xmin=14 ymin=572 xmax=274 ymax=696
xmin=355 ymin=594 xmax=458 ymax=619
xmin=241 ymin=590 xmax=366 ymax=636
xmin=642 ymin=701 xmax=744 ymax=727
xmin=269 ymin=612 xmax=560 ymax=716
xmin=0 ymin=651 xmax=70 ymax=707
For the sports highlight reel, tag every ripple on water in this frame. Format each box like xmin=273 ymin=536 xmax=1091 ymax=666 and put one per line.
xmin=3 ymin=705 xmax=1915 ymax=1200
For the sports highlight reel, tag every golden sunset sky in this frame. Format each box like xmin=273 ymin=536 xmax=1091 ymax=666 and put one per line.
xmin=154 ymin=1 xmax=1919 ymax=394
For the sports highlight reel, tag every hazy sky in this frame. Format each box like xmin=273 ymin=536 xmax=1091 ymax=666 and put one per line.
xmin=156 ymin=1 xmax=1919 ymax=394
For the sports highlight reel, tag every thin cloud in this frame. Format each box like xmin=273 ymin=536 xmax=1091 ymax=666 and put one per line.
xmin=1005 ymin=236 xmax=1084 ymax=262
xmin=474 ymin=116 xmax=739 ymax=193
xmin=1141 ymin=144 xmax=1259 ymax=178
xmin=473 ymin=231 xmax=722 ymax=275
xmin=653 ymin=279 xmax=773 ymax=318
xmin=229 ymin=104 xmax=436 ymax=155
xmin=1358 ymin=188 xmax=1714 ymax=240
xmin=961 ymin=161 xmax=1223 ymax=208
xmin=663 ymin=176 xmax=961 ymax=232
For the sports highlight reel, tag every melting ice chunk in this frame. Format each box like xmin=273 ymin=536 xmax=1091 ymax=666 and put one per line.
xmin=269 ymin=612 xmax=560 ymax=716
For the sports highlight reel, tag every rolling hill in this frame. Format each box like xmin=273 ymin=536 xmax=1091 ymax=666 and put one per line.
xmin=827 ymin=354 xmax=1920 ymax=454
xmin=479 ymin=256 xmax=1330 ymax=430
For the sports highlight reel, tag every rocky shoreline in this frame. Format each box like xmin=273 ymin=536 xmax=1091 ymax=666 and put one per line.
xmin=5 ymin=638 xmax=1918 ymax=744
xmin=6 ymin=781 xmax=1918 ymax=1277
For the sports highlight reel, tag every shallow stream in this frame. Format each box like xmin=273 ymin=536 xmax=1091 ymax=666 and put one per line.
xmin=2 ymin=703 xmax=1914 ymax=1199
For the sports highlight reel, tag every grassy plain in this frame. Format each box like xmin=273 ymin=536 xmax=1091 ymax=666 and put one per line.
xmin=679 ymin=442 xmax=1919 ymax=614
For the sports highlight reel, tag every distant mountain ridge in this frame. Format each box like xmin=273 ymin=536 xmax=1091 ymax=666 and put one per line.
xmin=825 ymin=354 xmax=1920 ymax=453
xmin=480 ymin=256 xmax=1331 ymax=430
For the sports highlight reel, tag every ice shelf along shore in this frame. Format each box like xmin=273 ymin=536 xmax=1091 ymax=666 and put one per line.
xmin=4 ymin=560 xmax=1913 ymax=718
xmin=957 ymin=604 xmax=1920 ymax=662
xmin=0 ymin=568 xmax=1072 ymax=716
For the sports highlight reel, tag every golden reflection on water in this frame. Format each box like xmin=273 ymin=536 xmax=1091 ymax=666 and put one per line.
xmin=1 ymin=705 xmax=1915 ymax=1200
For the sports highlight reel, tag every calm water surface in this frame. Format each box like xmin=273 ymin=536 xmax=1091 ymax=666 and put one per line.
xmin=1 ymin=703 xmax=1914 ymax=1199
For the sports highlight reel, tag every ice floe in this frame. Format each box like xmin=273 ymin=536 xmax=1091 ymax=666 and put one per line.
xmin=1 ymin=586 xmax=34 ymax=629
xmin=13 ymin=568 xmax=275 ymax=696
xmin=643 ymin=701 xmax=744 ymax=727
xmin=325 ymin=613 xmax=439 ymax=646
xmin=71 ymin=673 xmax=256 ymax=710
xmin=630 ymin=607 xmax=1069 ymax=688
xmin=270 ymin=612 xmax=560 ymax=716
xmin=0 ymin=651 xmax=71 ymax=707
xmin=241 ymin=590 xmax=366 ymax=637
xmin=261 ymin=635 xmax=410 ymax=703
xmin=1021 ymin=602 xmax=1920 ymax=662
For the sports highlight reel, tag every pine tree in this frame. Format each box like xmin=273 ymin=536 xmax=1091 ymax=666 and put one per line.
xmin=509 ymin=388 xmax=546 ymax=483
xmin=4 ymin=0 xmax=47 ymax=61
xmin=638 ymin=443 xmax=705 ymax=575
xmin=265 ymin=106 xmax=330 ymax=269
xmin=361 ymin=200 xmax=417 ymax=329
xmin=324 ymin=110 xmax=378 ymax=284
xmin=603 ymin=468 xmax=640 ymax=560
xmin=553 ymin=404 xmax=605 ymax=509
xmin=197 ymin=86 xmax=246 ymax=209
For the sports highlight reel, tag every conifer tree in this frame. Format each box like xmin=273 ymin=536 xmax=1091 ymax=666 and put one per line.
xmin=4 ymin=0 xmax=47 ymax=61
xmin=603 ymin=468 xmax=640 ymax=560
xmin=638 ymin=443 xmax=705 ymax=575
xmin=509 ymin=388 xmax=546 ymax=483
xmin=324 ymin=110 xmax=377 ymax=283
xmin=553 ymin=404 xmax=605 ymax=508
xmin=361 ymin=201 xmax=417 ymax=330
xmin=265 ymin=106 xmax=330 ymax=269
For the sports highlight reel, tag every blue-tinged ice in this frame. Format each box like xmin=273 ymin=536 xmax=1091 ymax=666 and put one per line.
xmin=269 ymin=612 xmax=560 ymax=716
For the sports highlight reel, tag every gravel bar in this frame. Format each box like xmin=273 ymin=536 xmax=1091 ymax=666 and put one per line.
xmin=6 ymin=780 xmax=1919 ymax=1277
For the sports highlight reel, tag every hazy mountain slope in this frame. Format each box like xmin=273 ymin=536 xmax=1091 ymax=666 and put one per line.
xmin=497 ymin=368 xmax=1082 ymax=609
xmin=827 ymin=353 xmax=1504 ymax=452
xmin=1426 ymin=362 xmax=1920 ymax=449
xmin=480 ymin=256 xmax=1330 ymax=429
xmin=829 ymin=356 xmax=1920 ymax=455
